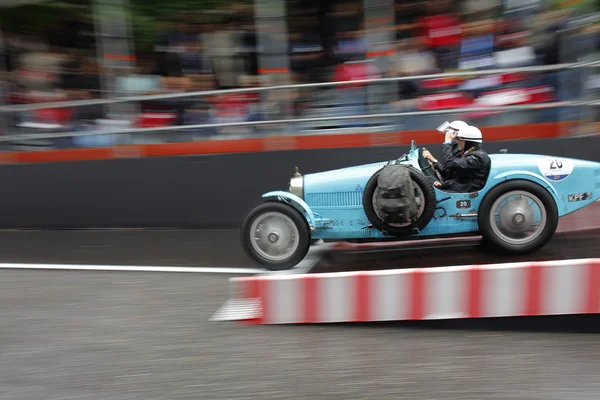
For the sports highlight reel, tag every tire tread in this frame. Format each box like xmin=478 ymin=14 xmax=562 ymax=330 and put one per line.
xmin=240 ymin=201 xmax=311 ymax=270
xmin=477 ymin=179 xmax=559 ymax=254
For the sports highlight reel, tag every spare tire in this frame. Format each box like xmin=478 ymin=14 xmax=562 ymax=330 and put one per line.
xmin=362 ymin=166 xmax=436 ymax=237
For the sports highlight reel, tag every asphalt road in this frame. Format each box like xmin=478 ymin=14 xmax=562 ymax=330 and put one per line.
xmin=1 ymin=199 xmax=599 ymax=270
xmin=0 ymin=203 xmax=599 ymax=399
xmin=0 ymin=229 xmax=250 ymax=268
xmin=1 ymin=269 xmax=600 ymax=400
xmin=0 ymin=227 xmax=597 ymax=275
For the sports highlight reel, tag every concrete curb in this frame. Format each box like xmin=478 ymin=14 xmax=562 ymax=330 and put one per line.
xmin=211 ymin=258 xmax=600 ymax=324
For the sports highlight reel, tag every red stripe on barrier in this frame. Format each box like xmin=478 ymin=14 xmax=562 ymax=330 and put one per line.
xmin=467 ymin=266 xmax=483 ymax=318
xmin=259 ymin=278 xmax=270 ymax=324
xmin=409 ymin=270 xmax=426 ymax=320
xmin=355 ymin=273 xmax=371 ymax=322
xmin=525 ymin=263 xmax=543 ymax=316
xmin=303 ymin=275 xmax=319 ymax=323
xmin=0 ymin=122 xmax=577 ymax=165
xmin=585 ymin=260 xmax=600 ymax=314
xmin=143 ymin=139 xmax=265 ymax=157
xmin=241 ymin=278 xmax=263 ymax=325
xmin=16 ymin=148 xmax=115 ymax=163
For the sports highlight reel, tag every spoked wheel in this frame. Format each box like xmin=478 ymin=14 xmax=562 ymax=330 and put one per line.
xmin=478 ymin=180 xmax=558 ymax=254
xmin=240 ymin=201 xmax=310 ymax=270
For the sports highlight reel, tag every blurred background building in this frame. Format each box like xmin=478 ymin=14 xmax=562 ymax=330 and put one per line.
xmin=0 ymin=0 xmax=598 ymax=149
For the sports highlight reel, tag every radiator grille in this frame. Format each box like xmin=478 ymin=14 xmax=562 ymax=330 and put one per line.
xmin=306 ymin=191 xmax=364 ymax=207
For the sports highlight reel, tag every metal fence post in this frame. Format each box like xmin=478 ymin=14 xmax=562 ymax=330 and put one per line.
xmin=93 ymin=0 xmax=138 ymax=144
xmin=0 ymin=22 xmax=8 ymax=147
xmin=363 ymin=0 xmax=396 ymax=130
xmin=559 ymin=11 xmax=600 ymax=136
xmin=254 ymin=0 xmax=291 ymax=135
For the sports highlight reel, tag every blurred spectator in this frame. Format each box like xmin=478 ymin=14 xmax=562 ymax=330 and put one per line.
xmin=0 ymin=0 xmax=598 ymax=145
xmin=334 ymin=29 xmax=368 ymax=61
xmin=458 ymin=19 xmax=496 ymax=70
xmin=461 ymin=0 xmax=502 ymax=21
xmin=332 ymin=45 xmax=381 ymax=128
xmin=289 ymin=29 xmax=325 ymax=83
xmin=14 ymin=48 xmax=68 ymax=92
xmin=206 ymin=18 xmax=246 ymax=89
xmin=180 ymin=74 xmax=219 ymax=140
xmin=330 ymin=2 xmax=363 ymax=39
xmin=395 ymin=1 xmax=425 ymax=40
xmin=418 ymin=0 xmax=463 ymax=70
xmin=390 ymin=37 xmax=438 ymax=77
xmin=62 ymin=57 xmax=104 ymax=123
xmin=212 ymin=75 xmax=260 ymax=124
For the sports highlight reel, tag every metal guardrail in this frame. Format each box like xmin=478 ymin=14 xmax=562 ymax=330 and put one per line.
xmin=0 ymin=100 xmax=595 ymax=143
xmin=1 ymin=60 xmax=599 ymax=113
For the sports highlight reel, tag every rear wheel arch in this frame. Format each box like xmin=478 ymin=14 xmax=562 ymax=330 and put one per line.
xmin=488 ymin=172 xmax=561 ymax=207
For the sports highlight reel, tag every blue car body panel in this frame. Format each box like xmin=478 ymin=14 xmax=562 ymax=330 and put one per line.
xmin=262 ymin=191 xmax=318 ymax=229
xmin=262 ymin=141 xmax=600 ymax=241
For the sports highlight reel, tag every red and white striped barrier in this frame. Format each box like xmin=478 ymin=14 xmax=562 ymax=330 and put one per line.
xmin=211 ymin=258 xmax=600 ymax=324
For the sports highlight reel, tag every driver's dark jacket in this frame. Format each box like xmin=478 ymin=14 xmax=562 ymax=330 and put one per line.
xmin=433 ymin=142 xmax=491 ymax=193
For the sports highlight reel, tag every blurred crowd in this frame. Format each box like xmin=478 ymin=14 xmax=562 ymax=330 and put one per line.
xmin=0 ymin=0 xmax=599 ymax=149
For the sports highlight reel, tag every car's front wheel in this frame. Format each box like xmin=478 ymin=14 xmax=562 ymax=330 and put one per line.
xmin=241 ymin=201 xmax=311 ymax=271
xmin=478 ymin=180 xmax=558 ymax=254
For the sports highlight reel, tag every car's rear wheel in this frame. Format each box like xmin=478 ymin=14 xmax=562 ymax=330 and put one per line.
xmin=241 ymin=201 xmax=310 ymax=270
xmin=478 ymin=180 xmax=558 ymax=254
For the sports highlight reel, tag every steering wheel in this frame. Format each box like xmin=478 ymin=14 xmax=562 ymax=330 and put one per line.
xmin=426 ymin=157 xmax=444 ymax=182
xmin=418 ymin=147 xmax=443 ymax=182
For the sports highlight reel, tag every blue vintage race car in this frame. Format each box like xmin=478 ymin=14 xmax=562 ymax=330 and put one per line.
xmin=241 ymin=136 xmax=600 ymax=270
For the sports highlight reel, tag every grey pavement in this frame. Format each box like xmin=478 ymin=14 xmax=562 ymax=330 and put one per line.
xmin=0 ymin=270 xmax=599 ymax=400
xmin=0 ymin=229 xmax=250 ymax=268
xmin=0 ymin=199 xmax=597 ymax=271
xmin=0 ymin=202 xmax=598 ymax=399
xmin=0 ymin=226 xmax=595 ymax=274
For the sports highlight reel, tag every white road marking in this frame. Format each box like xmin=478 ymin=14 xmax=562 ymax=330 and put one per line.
xmin=0 ymin=263 xmax=265 ymax=275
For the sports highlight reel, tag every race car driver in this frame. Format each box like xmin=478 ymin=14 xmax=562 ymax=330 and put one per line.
xmin=421 ymin=119 xmax=468 ymax=181
xmin=429 ymin=120 xmax=469 ymax=164
xmin=422 ymin=124 xmax=491 ymax=193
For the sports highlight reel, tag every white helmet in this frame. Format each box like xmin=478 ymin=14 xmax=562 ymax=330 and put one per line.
xmin=457 ymin=125 xmax=483 ymax=143
xmin=437 ymin=120 xmax=469 ymax=134
xmin=449 ymin=120 xmax=469 ymax=132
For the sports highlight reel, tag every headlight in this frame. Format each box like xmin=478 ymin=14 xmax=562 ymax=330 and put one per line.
xmin=289 ymin=167 xmax=304 ymax=199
